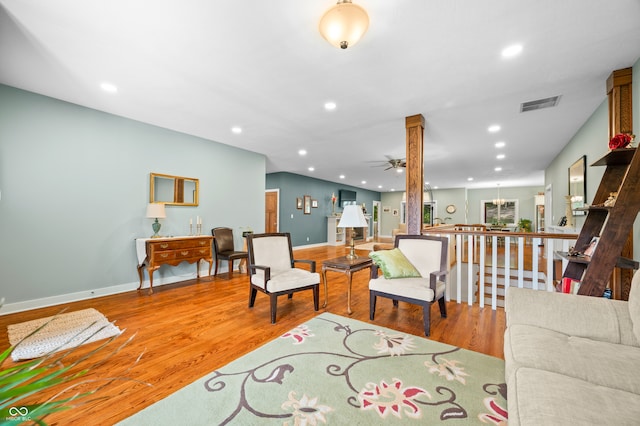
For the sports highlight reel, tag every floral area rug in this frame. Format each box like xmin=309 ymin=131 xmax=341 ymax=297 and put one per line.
xmin=119 ymin=313 xmax=507 ymax=425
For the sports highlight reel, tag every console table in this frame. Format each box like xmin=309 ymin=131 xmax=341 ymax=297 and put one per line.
xmin=136 ymin=236 xmax=213 ymax=294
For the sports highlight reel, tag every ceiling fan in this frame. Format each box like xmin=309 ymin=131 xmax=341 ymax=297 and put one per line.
xmin=370 ymin=156 xmax=406 ymax=171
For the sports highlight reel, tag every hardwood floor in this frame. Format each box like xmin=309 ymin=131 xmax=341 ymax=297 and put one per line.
xmin=0 ymin=243 xmax=505 ymax=425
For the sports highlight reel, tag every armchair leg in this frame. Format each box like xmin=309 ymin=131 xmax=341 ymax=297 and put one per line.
xmin=438 ymin=297 xmax=447 ymax=318
xmin=422 ymin=303 xmax=432 ymax=337
xmin=287 ymin=293 xmax=293 ymax=299
xmin=369 ymin=291 xmax=377 ymax=320
xmin=270 ymin=294 xmax=278 ymax=324
xmin=249 ymin=287 xmax=257 ymax=308
xmin=392 ymin=299 xmax=399 ymax=307
xmin=313 ymin=285 xmax=319 ymax=311
xmin=214 ymin=260 xmax=219 ymax=276
xmin=228 ymin=260 xmax=233 ymax=279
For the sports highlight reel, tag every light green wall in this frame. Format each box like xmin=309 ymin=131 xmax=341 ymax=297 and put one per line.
xmin=0 ymin=85 xmax=265 ymax=309
xmin=379 ymin=186 xmax=542 ymax=236
xmin=545 ymin=57 xmax=640 ymax=259
xmin=266 ymin=172 xmax=380 ymax=246
xmin=544 ymin=101 xmax=608 ymax=228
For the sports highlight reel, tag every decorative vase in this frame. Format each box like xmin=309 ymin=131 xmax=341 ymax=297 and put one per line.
xmin=564 ymin=196 xmax=574 ymax=228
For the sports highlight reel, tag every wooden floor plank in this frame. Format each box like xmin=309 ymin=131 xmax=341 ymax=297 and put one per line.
xmin=0 ymin=243 xmax=505 ymax=425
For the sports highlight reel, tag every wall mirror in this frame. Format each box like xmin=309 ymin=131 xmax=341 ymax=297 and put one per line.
xmin=150 ymin=172 xmax=199 ymax=206
xmin=569 ymin=155 xmax=586 ymax=215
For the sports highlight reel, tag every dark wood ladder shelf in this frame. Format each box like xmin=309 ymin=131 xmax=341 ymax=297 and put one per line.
xmin=560 ymin=147 xmax=640 ymax=297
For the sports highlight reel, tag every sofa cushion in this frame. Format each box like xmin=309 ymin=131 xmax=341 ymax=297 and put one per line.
xmin=629 ymin=269 xmax=640 ymax=342
xmin=369 ymin=248 xmax=421 ymax=279
xmin=507 ymin=367 xmax=640 ymax=426
xmin=504 ymin=323 xmax=640 ymax=395
xmin=505 ymin=287 xmax=638 ymax=347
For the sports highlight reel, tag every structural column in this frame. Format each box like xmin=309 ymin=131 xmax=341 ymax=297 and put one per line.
xmin=405 ymin=114 xmax=425 ymax=235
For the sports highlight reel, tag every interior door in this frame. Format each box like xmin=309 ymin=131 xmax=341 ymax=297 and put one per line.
xmin=265 ymin=190 xmax=278 ymax=233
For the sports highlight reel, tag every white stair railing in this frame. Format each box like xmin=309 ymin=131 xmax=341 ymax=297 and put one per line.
xmin=425 ymin=228 xmax=578 ymax=310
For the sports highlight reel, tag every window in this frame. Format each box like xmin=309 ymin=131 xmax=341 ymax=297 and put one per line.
xmin=481 ymin=200 xmax=518 ymax=226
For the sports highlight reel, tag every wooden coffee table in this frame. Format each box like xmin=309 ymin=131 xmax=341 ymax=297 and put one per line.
xmin=322 ymin=256 xmax=373 ymax=314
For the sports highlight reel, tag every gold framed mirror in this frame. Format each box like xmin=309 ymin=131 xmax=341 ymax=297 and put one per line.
xmin=150 ymin=172 xmax=199 ymax=206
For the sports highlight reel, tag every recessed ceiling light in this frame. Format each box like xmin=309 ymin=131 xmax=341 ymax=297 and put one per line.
xmin=324 ymin=102 xmax=337 ymax=111
xmin=467 ymin=177 xmax=474 ymax=181
xmin=488 ymin=125 xmax=501 ymax=133
xmin=100 ymin=82 xmax=118 ymax=93
xmin=396 ymin=168 xmax=403 ymax=173
xmin=433 ymin=186 xmax=439 ymax=189
xmin=495 ymin=167 xmax=503 ymax=172
xmin=339 ymin=174 xmax=345 ymax=179
xmin=495 ymin=141 xmax=506 ymax=148
xmin=425 ymin=182 xmax=429 ymax=185
xmin=298 ymin=149 xmax=307 ymax=156
xmin=496 ymin=154 xmax=505 ymax=160
xmin=390 ymin=189 xmax=396 ymax=192
xmin=502 ymin=44 xmax=523 ymax=58
xmin=308 ymin=167 xmax=315 ymax=171
xmin=361 ymin=180 xmax=367 ymax=184
xmin=378 ymin=185 xmax=383 ymax=189
xmin=231 ymin=126 xmax=242 ymax=134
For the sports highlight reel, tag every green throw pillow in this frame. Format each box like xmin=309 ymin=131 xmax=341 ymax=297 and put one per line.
xmin=369 ymin=248 xmax=421 ymax=279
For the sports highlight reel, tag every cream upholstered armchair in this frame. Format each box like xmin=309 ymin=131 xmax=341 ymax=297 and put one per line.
xmin=246 ymin=233 xmax=320 ymax=323
xmin=369 ymin=234 xmax=449 ymax=336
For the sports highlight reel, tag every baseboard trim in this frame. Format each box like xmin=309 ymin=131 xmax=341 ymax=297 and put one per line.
xmin=0 ymin=269 xmax=211 ymax=316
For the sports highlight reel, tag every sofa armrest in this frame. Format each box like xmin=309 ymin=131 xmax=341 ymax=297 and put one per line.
xmin=505 ymin=287 xmax=638 ymax=347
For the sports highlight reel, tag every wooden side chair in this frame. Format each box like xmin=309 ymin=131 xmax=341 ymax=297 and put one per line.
xmin=246 ymin=233 xmax=320 ymax=323
xmin=211 ymin=227 xmax=248 ymax=279
xmin=369 ymin=234 xmax=449 ymax=336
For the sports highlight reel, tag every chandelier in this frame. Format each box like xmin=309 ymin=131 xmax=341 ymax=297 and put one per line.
xmin=319 ymin=0 xmax=370 ymax=49
xmin=493 ymin=185 xmax=505 ymax=206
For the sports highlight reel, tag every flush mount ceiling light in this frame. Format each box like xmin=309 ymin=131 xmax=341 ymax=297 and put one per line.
xmin=319 ymin=0 xmax=369 ymax=49
xmin=100 ymin=82 xmax=118 ymax=93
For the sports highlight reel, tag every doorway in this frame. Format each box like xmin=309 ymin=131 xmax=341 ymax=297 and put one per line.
xmin=372 ymin=200 xmax=382 ymax=240
xmin=265 ymin=189 xmax=279 ymax=233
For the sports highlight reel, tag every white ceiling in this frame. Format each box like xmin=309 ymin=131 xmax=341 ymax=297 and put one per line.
xmin=2 ymin=0 xmax=640 ymax=192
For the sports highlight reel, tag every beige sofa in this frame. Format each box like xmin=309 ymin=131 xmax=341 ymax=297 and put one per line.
xmin=504 ymin=273 xmax=640 ymax=425
xmin=391 ymin=223 xmax=406 ymax=239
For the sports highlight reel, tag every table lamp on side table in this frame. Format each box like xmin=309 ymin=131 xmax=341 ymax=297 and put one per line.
xmin=338 ymin=204 xmax=368 ymax=259
xmin=146 ymin=203 xmax=166 ymax=238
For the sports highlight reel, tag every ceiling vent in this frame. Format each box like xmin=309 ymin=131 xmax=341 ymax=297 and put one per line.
xmin=520 ymin=96 xmax=561 ymax=112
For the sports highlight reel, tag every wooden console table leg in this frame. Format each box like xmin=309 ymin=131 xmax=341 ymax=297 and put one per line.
xmin=136 ymin=265 xmax=144 ymax=291
xmin=146 ymin=267 xmax=154 ymax=295
xmin=322 ymin=269 xmax=328 ymax=308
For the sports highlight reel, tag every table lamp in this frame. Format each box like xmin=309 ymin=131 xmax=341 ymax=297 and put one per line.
xmin=146 ymin=203 xmax=166 ymax=238
xmin=338 ymin=204 xmax=368 ymax=259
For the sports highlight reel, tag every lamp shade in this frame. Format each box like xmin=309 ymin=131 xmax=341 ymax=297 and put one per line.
xmin=338 ymin=204 xmax=368 ymax=228
xmin=319 ymin=0 xmax=369 ymax=49
xmin=146 ymin=203 xmax=166 ymax=219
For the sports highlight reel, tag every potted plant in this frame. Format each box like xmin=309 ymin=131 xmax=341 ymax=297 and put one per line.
xmin=518 ymin=218 xmax=532 ymax=232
